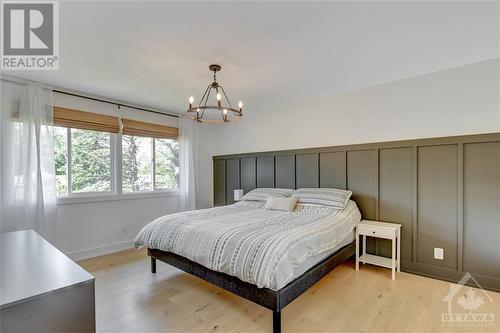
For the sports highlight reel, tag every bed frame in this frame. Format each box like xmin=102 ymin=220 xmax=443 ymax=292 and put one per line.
xmin=148 ymin=242 xmax=355 ymax=333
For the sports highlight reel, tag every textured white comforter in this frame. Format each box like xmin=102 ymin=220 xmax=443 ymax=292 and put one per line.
xmin=134 ymin=200 xmax=361 ymax=290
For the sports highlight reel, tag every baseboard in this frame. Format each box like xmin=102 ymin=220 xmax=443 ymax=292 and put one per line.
xmin=401 ymin=260 xmax=500 ymax=293
xmin=67 ymin=239 xmax=135 ymax=261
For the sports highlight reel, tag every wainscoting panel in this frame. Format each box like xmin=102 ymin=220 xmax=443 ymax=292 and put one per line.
xmin=319 ymin=152 xmax=346 ymax=189
xmin=378 ymin=147 xmax=414 ymax=260
xmin=256 ymin=156 xmax=274 ymax=188
xmin=463 ymin=142 xmax=500 ymax=279
xmin=347 ymin=150 xmax=377 ymax=254
xmin=347 ymin=150 xmax=376 ymax=220
xmin=213 ymin=159 xmax=225 ymax=206
xmin=213 ymin=133 xmax=500 ymax=291
xmin=275 ymin=155 xmax=295 ymax=189
xmin=296 ymin=153 xmax=319 ymax=188
xmin=225 ymin=158 xmax=240 ymax=204
xmin=240 ymin=157 xmax=257 ymax=194
xmin=417 ymin=145 xmax=458 ymax=270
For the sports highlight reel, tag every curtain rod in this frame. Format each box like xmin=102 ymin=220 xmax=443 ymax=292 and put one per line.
xmin=53 ymin=90 xmax=179 ymax=119
xmin=1 ymin=76 xmax=180 ymax=119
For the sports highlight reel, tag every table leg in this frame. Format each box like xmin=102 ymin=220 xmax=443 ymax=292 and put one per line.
xmin=362 ymin=235 xmax=366 ymax=264
xmin=391 ymin=237 xmax=396 ymax=280
xmin=355 ymin=227 xmax=359 ymax=271
xmin=397 ymin=230 xmax=401 ymax=272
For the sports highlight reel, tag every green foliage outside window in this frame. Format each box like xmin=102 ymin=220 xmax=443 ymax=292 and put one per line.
xmin=71 ymin=129 xmax=111 ymax=193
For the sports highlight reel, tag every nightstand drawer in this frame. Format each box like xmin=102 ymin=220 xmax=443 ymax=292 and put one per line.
xmin=357 ymin=225 xmax=395 ymax=239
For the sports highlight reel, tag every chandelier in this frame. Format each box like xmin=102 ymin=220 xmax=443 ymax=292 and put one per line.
xmin=187 ymin=64 xmax=243 ymax=123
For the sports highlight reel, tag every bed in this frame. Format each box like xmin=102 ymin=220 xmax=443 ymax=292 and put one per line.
xmin=135 ymin=189 xmax=361 ymax=333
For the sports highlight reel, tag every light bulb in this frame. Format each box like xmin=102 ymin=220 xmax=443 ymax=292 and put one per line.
xmin=223 ymin=109 xmax=227 ymax=115
xmin=216 ymin=93 xmax=222 ymax=101
xmin=238 ymin=101 xmax=243 ymax=109
xmin=189 ymin=96 xmax=194 ymax=104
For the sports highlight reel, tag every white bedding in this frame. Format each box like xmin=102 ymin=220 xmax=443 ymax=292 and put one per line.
xmin=134 ymin=200 xmax=361 ymax=290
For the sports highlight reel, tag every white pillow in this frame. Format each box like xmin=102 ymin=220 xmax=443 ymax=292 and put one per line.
xmin=292 ymin=188 xmax=352 ymax=209
xmin=240 ymin=188 xmax=295 ymax=202
xmin=265 ymin=196 xmax=298 ymax=211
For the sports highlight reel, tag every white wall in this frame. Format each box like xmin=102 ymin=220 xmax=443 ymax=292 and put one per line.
xmin=54 ymin=196 xmax=179 ymax=260
xmin=196 ymin=59 xmax=500 ymax=208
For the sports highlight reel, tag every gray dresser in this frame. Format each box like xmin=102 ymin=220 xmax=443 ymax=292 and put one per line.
xmin=0 ymin=230 xmax=95 ymax=332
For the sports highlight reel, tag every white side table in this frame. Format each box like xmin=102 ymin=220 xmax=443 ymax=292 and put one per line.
xmin=355 ymin=220 xmax=401 ymax=280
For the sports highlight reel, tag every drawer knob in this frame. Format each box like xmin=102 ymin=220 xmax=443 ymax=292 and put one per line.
xmin=372 ymin=231 xmax=376 ymax=234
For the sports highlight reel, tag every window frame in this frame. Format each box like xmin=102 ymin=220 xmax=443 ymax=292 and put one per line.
xmin=56 ymin=130 xmax=180 ymax=205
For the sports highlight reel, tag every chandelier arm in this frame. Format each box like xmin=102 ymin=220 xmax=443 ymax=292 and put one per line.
xmin=203 ymin=85 xmax=212 ymax=107
xmin=198 ymin=84 xmax=211 ymax=107
xmin=197 ymin=84 xmax=211 ymax=120
xmin=219 ymin=86 xmax=233 ymax=109
xmin=200 ymin=85 xmax=213 ymax=119
xmin=198 ymin=84 xmax=211 ymax=106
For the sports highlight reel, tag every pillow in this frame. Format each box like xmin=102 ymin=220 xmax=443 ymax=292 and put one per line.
xmin=292 ymin=188 xmax=352 ymax=209
xmin=240 ymin=188 xmax=294 ymax=202
xmin=265 ymin=196 xmax=298 ymax=211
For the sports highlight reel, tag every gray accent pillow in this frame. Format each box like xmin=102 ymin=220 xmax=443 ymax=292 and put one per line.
xmin=240 ymin=188 xmax=295 ymax=202
xmin=292 ymin=188 xmax=353 ymax=209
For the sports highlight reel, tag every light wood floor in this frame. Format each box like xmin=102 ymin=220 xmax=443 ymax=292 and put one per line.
xmin=80 ymin=249 xmax=500 ymax=333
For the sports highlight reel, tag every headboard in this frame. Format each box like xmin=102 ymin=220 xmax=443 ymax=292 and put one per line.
xmin=212 ymin=133 xmax=500 ymax=291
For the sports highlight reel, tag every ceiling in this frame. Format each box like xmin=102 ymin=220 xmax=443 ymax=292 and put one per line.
xmin=5 ymin=1 xmax=499 ymax=114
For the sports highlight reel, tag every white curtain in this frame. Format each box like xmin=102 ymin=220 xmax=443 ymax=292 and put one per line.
xmin=0 ymin=77 xmax=56 ymax=235
xmin=179 ymin=116 xmax=198 ymax=211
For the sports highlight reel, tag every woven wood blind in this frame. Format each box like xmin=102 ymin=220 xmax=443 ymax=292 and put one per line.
xmin=121 ymin=118 xmax=178 ymax=139
xmin=53 ymin=107 xmax=120 ymax=133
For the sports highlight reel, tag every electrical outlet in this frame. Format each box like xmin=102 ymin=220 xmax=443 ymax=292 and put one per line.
xmin=434 ymin=247 xmax=444 ymax=260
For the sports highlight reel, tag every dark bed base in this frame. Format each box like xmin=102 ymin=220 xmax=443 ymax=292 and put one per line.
xmin=148 ymin=242 xmax=355 ymax=333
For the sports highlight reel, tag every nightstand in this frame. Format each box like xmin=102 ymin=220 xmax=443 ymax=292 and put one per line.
xmin=355 ymin=220 xmax=401 ymax=280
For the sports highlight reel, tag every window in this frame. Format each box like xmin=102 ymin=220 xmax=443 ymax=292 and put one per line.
xmin=71 ymin=128 xmax=112 ymax=193
xmin=53 ymin=126 xmax=68 ymax=195
xmin=154 ymin=138 xmax=179 ymax=190
xmin=53 ymin=106 xmax=179 ymax=199
xmin=121 ymin=136 xmax=179 ymax=192
xmin=53 ymin=127 xmax=112 ymax=196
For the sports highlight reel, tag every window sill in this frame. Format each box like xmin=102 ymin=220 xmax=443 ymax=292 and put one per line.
xmin=56 ymin=190 xmax=180 ymax=205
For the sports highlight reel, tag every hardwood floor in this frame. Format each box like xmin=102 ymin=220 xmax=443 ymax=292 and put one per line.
xmin=79 ymin=249 xmax=500 ymax=333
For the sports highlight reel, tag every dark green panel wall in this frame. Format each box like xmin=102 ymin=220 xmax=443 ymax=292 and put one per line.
xmin=296 ymin=153 xmax=319 ymax=188
xmin=417 ymin=145 xmax=458 ymax=270
xmin=347 ymin=150 xmax=376 ymax=220
xmin=463 ymin=142 xmax=500 ymax=278
xmin=240 ymin=157 xmax=256 ymax=194
xmin=379 ymin=147 xmax=414 ymax=260
xmin=213 ymin=159 xmax=225 ymax=206
xmin=319 ymin=152 xmax=346 ymax=189
xmin=257 ymin=156 xmax=274 ymax=187
xmin=225 ymin=158 xmax=240 ymax=204
xmin=275 ymin=155 xmax=295 ymax=189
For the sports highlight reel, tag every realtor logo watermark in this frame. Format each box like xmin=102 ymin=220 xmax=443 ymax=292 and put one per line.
xmin=1 ymin=1 xmax=59 ymax=70
xmin=441 ymin=272 xmax=495 ymax=328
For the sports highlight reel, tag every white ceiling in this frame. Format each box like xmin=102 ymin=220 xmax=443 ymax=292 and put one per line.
xmin=5 ymin=1 xmax=499 ymax=114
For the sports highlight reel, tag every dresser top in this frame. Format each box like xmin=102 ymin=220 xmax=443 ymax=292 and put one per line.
xmin=359 ymin=220 xmax=402 ymax=230
xmin=0 ymin=230 xmax=94 ymax=309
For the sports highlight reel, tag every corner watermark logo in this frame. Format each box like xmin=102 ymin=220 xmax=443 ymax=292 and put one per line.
xmin=1 ymin=1 xmax=59 ymax=70
xmin=441 ymin=272 xmax=495 ymax=328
